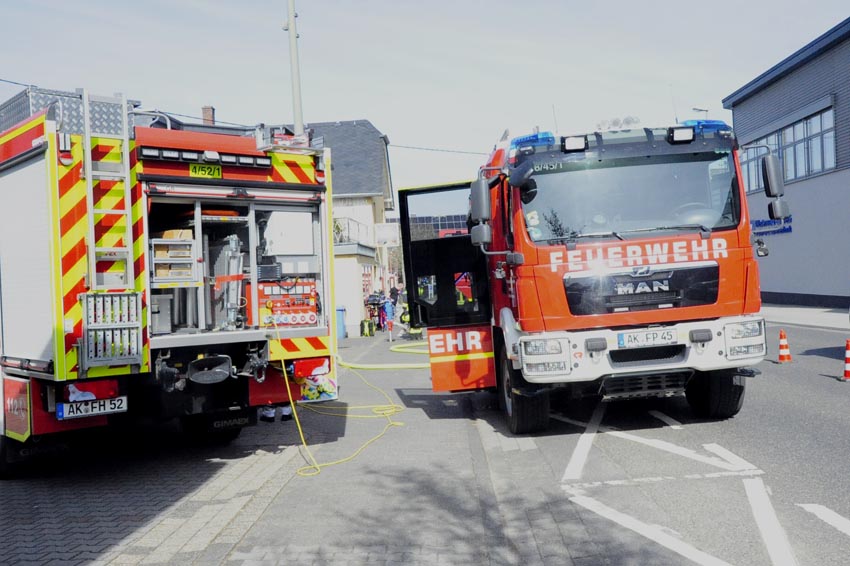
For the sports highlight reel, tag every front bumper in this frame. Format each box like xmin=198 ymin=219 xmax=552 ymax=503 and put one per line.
xmin=516 ymin=315 xmax=765 ymax=384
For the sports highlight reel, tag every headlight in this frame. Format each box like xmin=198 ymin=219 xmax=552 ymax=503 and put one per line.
xmin=729 ymin=344 xmax=765 ymax=357
xmin=523 ymin=339 xmax=562 ymax=355
xmin=726 ymin=321 xmax=763 ymax=340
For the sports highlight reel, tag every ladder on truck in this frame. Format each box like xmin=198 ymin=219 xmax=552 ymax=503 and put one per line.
xmin=78 ymin=89 xmax=142 ymax=371
xmin=81 ymin=89 xmax=135 ymax=291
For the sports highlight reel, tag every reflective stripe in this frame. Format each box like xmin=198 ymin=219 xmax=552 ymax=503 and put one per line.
xmin=430 ymin=352 xmax=495 ymax=364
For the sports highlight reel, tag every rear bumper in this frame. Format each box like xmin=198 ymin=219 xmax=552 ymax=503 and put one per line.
xmin=516 ymin=315 xmax=766 ymax=384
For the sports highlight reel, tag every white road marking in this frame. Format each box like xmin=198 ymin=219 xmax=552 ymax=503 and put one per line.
xmin=562 ymin=403 xmax=606 ymax=481
xmin=798 ymin=504 xmax=850 ymax=537
xmin=743 ymin=477 xmax=798 ymax=566
xmin=562 ymin=468 xmax=765 ymax=494
xmin=703 ymin=444 xmax=758 ymax=471
xmin=552 ymin=413 xmax=755 ymax=473
xmin=649 ymin=410 xmax=683 ymax=429
xmin=570 ymin=495 xmax=734 ymax=566
xmin=605 ymin=430 xmax=742 ymax=471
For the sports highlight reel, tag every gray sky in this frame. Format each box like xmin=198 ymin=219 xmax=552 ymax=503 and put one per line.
xmin=1 ymin=1 xmax=847 ymax=191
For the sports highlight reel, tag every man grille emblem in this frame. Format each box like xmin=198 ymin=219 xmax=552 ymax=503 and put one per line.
xmin=631 ymin=266 xmax=652 ymax=277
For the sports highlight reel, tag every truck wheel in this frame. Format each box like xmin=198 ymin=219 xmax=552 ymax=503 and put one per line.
xmin=686 ymin=370 xmax=745 ymax=418
xmin=0 ymin=436 xmax=9 ymax=478
xmin=499 ymin=348 xmax=550 ymax=434
xmin=0 ymin=435 xmax=18 ymax=479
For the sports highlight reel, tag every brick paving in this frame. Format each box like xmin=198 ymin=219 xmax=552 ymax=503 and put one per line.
xmin=0 ymin=334 xmax=618 ymax=565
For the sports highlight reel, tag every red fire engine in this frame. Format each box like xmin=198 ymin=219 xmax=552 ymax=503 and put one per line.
xmin=399 ymin=122 xmax=788 ymax=433
xmin=0 ymin=88 xmax=337 ymax=471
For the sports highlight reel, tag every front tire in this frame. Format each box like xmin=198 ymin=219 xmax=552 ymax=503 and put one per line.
xmin=686 ymin=370 xmax=746 ymax=418
xmin=499 ymin=346 xmax=550 ymax=434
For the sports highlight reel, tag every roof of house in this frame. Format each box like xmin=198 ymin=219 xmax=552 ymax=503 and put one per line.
xmin=723 ymin=16 xmax=850 ymax=108
xmin=307 ymin=120 xmax=392 ymax=199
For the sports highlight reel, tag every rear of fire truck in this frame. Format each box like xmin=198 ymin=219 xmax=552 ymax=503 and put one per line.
xmin=399 ymin=121 xmax=789 ymax=434
xmin=0 ymin=88 xmax=336 ymax=471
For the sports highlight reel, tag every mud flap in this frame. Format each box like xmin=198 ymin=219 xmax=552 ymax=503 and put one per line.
xmin=427 ymin=325 xmax=496 ymax=392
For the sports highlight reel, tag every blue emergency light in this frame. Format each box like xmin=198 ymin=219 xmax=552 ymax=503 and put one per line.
xmin=681 ymin=120 xmax=732 ymax=134
xmin=510 ymin=131 xmax=556 ymax=151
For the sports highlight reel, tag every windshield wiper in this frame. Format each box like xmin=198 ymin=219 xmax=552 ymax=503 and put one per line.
xmin=574 ymin=230 xmax=625 ymax=240
xmin=620 ymin=224 xmax=712 ymax=237
xmin=545 ymin=230 xmax=624 ymax=244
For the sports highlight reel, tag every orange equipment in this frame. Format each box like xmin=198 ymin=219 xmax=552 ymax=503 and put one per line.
xmin=778 ymin=330 xmax=792 ymax=363
xmin=843 ymin=339 xmax=850 ymax=381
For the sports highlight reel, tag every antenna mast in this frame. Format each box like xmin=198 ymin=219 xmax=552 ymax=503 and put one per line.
xmin=284 ymin=0 xmax=305 ymax=136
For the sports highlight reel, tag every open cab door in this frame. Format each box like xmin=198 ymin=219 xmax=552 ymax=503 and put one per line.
xmin=398 ymin=182 xmax=495 ymax=392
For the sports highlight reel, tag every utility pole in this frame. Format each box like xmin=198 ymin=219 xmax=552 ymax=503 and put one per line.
xmin=284 ymin=0 xmax=304 ymax=136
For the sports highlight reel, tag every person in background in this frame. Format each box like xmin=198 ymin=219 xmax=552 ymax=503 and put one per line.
xmin=389 ymin=284 xmax=399 ymax=309
xmin=377 ymin=290 xmax=387 ymax=331
xmin=260 ymin=402 xmax=292 ymax=423
xmin=383 ymin=296 xmax=394 ymax=331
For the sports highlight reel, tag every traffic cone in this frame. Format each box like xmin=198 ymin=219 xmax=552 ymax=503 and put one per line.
xmin=843 ymin=339 xmax=850 ymax=381
xmin=778 ymin=329 xmax=792 ymax=363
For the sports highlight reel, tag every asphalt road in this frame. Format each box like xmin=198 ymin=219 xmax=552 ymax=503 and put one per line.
xmin=3 ymin=319 xmax=850 ymax=565
xmin=516 ymin=321 xmax=850 ymax=566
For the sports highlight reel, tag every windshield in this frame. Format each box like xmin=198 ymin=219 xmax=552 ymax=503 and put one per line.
xmin=520 ymin=152 xmax=739 ymax=243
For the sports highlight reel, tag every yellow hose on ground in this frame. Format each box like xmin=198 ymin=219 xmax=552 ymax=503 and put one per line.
xmin=281 ymin=339 xmax=429 ymax=476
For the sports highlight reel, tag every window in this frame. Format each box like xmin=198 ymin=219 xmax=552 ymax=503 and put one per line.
xmin=740 ymin=108 xmax=836 ymax=192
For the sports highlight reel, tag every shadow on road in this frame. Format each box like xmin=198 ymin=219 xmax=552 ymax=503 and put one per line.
xmin=0 ymin=409 xmax=345 ymax=563
xmin=800 ymin=346 xmax=845 ymax=361
xmin=397 ymin=386 xmax=716 ymax=438
xmin=303 ymin=464 xmax=695 ymax=565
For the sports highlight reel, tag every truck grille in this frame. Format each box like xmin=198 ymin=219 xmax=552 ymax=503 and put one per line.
xmin=607 ymin=290 xmax=681 ymax=309
xmin=565 ymin=263 xmax=719 ymax=315
xmin=609 ymin=345 xmax=686 ymax=366
xmin=603 ymin=372 xmax=689 ymax=399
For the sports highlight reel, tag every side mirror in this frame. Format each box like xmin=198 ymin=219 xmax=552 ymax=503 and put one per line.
xmin=761 ymin=154 xmax=784 ymax=198
xmin=470 ymin=224 xmax=492 ymax=246
xmin=508 ymin=161 xmax=535 ymax=188
xmin=768 ymin=199 xmax=791 ymax=220
xmin=469 ymin=178 xmax=491 ymax=223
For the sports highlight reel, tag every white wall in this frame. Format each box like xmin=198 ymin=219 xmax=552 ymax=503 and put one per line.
xmin=335 ymin=197 xmax=378 ymax=230
xmin=747 ymin=167 xmax=850 ymax=299
xmin=333 ymin=256 xmax=368 ymax=338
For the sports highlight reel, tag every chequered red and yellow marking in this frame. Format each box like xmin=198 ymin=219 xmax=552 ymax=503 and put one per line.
xmin=269 ymin=335 xmax=331 ymax=360
xmin=53 ymin=134 xmax=148 ymax=380
xmin=268 ymin=152 xmax=317 ymax=185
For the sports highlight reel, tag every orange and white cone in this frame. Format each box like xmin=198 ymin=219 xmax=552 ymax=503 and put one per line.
xmin=778 ymin=329 xmax=792 ymax=363
xmin=843 ymin=339 xmax=850 ymax=381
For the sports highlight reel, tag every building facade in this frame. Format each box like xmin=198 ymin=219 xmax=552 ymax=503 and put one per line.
xmin=309 ymin=120 xmax=394 ymax=338
xmin=723 ymin=17 xmax=850 ymax=307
